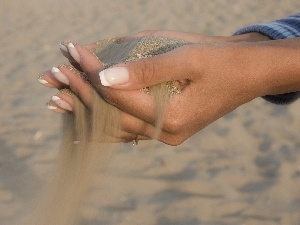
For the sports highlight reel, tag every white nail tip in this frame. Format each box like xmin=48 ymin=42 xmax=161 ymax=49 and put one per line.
xmin=51 ymin=96 xmax=72 ymax=111
xmin=38 ymin=78 xmax=48 ymax=84
xmin=51 ymin=67 xmax=60 ymax=73
xmin=99 ymin=70 xmax=110 ymax=86
xmin=51 ymin=67 xmax=69 ymax=85
xmin=67 ymin=43 xmax=81 ymax=63
xmin=47 ymin=105 xmax=57 ymax=110
xmin=98 ymin=67 xmax=129 ymax=86
xmin=51 ymin=96 xmax=61 ymax=101
xmin=60 ymin=43 xmax=68 ymax=52
xmin=67 ymin=43 xmax=75 ymax=48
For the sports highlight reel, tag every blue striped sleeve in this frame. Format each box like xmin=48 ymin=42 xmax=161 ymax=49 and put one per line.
xmin=234 ymin=13 xmax=300 ymax=39
xmin=233 ymin=13 xmax=300 ymax=104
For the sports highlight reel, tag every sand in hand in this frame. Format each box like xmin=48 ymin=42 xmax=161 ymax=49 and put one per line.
xmin=23 ymin=36 xmax=189 ymax=225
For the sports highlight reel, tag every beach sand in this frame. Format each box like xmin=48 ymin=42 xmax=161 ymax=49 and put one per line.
xmin=1 ymin=0 xmax=300 ymax=224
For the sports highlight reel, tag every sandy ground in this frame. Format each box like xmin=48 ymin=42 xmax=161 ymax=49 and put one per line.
xmin=1 ymin=0 xmax=300 ymax=224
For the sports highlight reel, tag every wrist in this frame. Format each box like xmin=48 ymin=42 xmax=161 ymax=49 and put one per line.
xmin=192 ymin=43 xmax=264 ymax=104
xmin=230 ymin=39 xmax=300 ymax=97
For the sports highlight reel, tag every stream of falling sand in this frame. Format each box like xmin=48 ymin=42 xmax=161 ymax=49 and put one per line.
xmin=24 ymin=37 xmax=190 ymax=225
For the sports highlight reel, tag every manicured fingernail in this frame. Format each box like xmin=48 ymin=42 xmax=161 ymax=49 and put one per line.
xmin=46 ymin=104 xmax=57 ymax=110
xmin=67 ymin=43 xmax=81 ymax=63
xmin=99 ymin=67 xmax=129 ymax=86
xmin=51 ymin=96 xmax=72 ymax=111
xmin=37 ymin=74 xmax=55 ymax=88
xmin=51 ymin=67 xmax=69 ymax=85
xmin=59 ymin=43 xmax=68 ymax=52
xmin=46 ymin=101 xmax=66 ymax=113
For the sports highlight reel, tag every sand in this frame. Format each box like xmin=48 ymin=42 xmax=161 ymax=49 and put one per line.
xmin=1 ymin=0 xmax=300 ymax=225
xmin=23 ymin=36 xmax=191 ymax=225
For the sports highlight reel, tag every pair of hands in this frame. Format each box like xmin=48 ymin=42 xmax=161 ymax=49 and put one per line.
xmin=39 ymin=30 xmax=270 ymax=145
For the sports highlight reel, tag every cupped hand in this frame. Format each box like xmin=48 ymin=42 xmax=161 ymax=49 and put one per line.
xmin=64 ymin=29 xmax=268 ymax=65
xmin=39 ymin=31 xmax=269 ymax=145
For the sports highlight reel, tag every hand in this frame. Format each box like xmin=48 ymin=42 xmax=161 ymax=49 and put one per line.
xmin=41 ymin=31 xmax=294 ymax=145
xmin=45 ymin=30 xmax=270 ymax=77
xmin=40 ymin=30 xmax=269 ymax=88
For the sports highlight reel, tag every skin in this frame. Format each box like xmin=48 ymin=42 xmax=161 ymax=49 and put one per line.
xmin=40 ymin=31 xmax=300 ymax=145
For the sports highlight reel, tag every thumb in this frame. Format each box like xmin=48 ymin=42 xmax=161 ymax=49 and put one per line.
xmin=98 ymin=47 xmax=192 ymax=90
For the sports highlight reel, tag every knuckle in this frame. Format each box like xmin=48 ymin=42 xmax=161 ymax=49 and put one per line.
xmin=164 ymin=116 xmax=185 ymax=134
xmin=163 ymin=134 xmax=187 ymax=146
xmin=135 ymin=59 xmax=156 ymax=86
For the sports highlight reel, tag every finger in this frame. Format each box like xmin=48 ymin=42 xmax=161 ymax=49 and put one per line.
xmin=38 ymin=70 xmax=68 ymax=89
xmin=46 ymin=85 xmax=156 ymax=138
xmin=63 ymin=41 xmax=195 ymax=91
xmin=46 ymin=100 xmax=68 ymax=113
xmin=59 ymin=41 xmax=98 ymax=71
xmin=39 ymin=62 xmax=96 ymax=104
xmin=38 ymin=63 xmax=90 ymax=90
xmin=45 ymin=90 xmax=189 ymax=146
xmin=98 ymin=45 xmax=196 ymax=90
xmin=64 ymin=43 xmax=105 ymax=86
xmin=53 ymin=65 xmax=94 ymax=107
xmin=47 ymin=89 xmax=75 ymax=113
xmin=45 ymin=90 xmax=122 ymax=143
xmin=46 ymin=91 xmax=180 ymax=144
xmin=47 ymin=63 xmax=158 ymax=131
xmin=47 ymin=90 xmax=152 ymax=143
xmin=97 ymin=126 xmax=150 ymax=142
xmin=47 ymin=90 xmax=183 ymax=145
xmin=118 ymin=111 xmax=188 ymax=145
xmin=119 ymin=111 xmax=191 ymax=145
xmin=119 ymin=111 xmax=159 ymax=138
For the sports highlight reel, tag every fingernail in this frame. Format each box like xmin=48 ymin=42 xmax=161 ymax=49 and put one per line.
xmin=51 ymin=67 xmax=69 ymax=85
xmin=59 ymin=43 xmax=68 ymax=52
xmin=67 ymin=43 xmax=81 ymax=63
xmin=46 ymin=103 xmax=57 ymax=110
xmin=99 ymin=67 xmax=129 ymax=86
xmin=51 ymin=96 xmax=72 ymax=111
xmin=46 ymin=101 xmax=66 ymax=113
xmin=37 ymin=74 xmax=55 ymax=88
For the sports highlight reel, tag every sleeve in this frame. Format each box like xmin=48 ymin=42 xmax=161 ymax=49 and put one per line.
xmin=233 ymin=13 xmax=300 ymax=104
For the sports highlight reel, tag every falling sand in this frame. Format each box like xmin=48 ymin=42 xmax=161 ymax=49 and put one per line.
xmin=24 ymin=36 xmax=190 ymax=225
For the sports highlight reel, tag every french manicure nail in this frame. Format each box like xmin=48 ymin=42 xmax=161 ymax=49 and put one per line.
xmin=51 ymin=67 xmax=70 ymax=85
xmin=59 ymin=43 xmax=68 ymax=52
xmin=46 ymin=103 xmax=57 ymax=110
xmin=46 ymin=101 xmax=67 ymax=113
xmin=67 ymin=43 xmax=81 ymax=63
xmin=99 ymin=67 xmax=129 ymax=86
xmin=37 ymin=74 xmax=55 ymax=88
xmin=51 ymin=96 xmax=72 ymax=111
